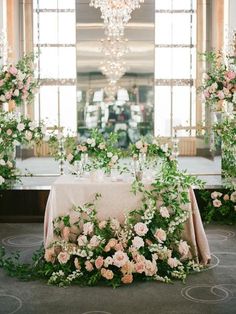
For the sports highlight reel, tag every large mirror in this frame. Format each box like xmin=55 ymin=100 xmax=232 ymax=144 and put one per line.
xmin=76 ymin=0 xmax=155 ymax=148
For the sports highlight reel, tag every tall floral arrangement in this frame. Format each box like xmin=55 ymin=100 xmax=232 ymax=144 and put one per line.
xmin=200 ymin=51 xmax=236 ymax=111
xmin=0 ymin=111 xmax=45 ymax=188
xmin=0 ymin=53 xmax=38 ymax=107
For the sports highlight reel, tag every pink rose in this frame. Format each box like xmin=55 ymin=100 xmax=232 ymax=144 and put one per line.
xmin=114 ymin=242 xmax=124 ymax=251
xmin=57 ymin=251 xmax=70 ymax=264
xmin=99 ymin=220 xmax=107 ymax=229
xmin=95 ymin=256 xmax=104 ymax=269
xmin=9 ymin=66 xmax=18 ymax=76
xmin=108 ymin=238 xmax=118 ymax=248
xmin=113 ymin=250 xmax=129 ymax=268
xmin=145 ymin=260 xmax=157 ymax=276
xmin=6 ymin=129 xmax=12 ymax=136
xmin=77 ymin=235 xmax=88 ymax=246
xmin=74 ymin=257 xmax=81 ymax=271
xmin=223 ymin=194 xmax=229 ymax=201
xmin=167 ymin=257 xmax=181 ymax=268
xmin=44 ymin=247 xmax=56 ymax=263
xmin=61 ymin=226 xmax=70 ymax=241
xmin=83 ymin=222 xmax=94 ymax=235
xmin=101 ymin=268 xmax=114 ymax=280
xmin=89 ymin=235 xmax=100 ymax=248
xmin=213 ymin=199 xmax=222 ymax=207
xmin=134 ymin=262 xmax=145 ymax=274
xmin=134 ymin=222 xmax=148 ymax=236
xmin=121 ymin=261 xmax=134 ymax=275
xmin=121 ymin=274 xmax=133 ymax=284
xmin=5 ymin=91 xmax=12 ymax=100
xmin=67 ymin=153 xmax=73 ymax=162
xmin=154 ymin=228 xmax=166 ymax=243
xmin=178 ymin=240 xmax=189 ymax=256
xmin=160 ymin=206 xmax=170 ymax=218
xmin=0 ymin=80 xmax=4 ymax=86
xmin=85 ymin=260 xmax=94 ymax=272
xmin=211 ymin=191 xmax=222 ymax=199
xmin=226 ymin=71 xmax=236 ymax=80
xmin=217 ymin=90 xmax=225 ymax=100
xmin=230 ymin=191 xmax=236 ymax=203
xmin=132 ymin=236 xmax=144 ymax=249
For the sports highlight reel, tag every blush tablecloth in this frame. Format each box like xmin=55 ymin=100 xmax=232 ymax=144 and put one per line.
xmin=44 ymin=175 xmax=211 ymax=264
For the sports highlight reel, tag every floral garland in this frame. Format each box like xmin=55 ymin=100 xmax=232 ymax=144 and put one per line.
xmin=200 ymin=51 xmax=236 ymax=111
xmin=64 ymin=129 xmax=121 ymax=171
xmin=0 ymin=53 xmax=38 ymax=107
xmin=199 ymin=190 xmax=236 ymax=224
xmin=0 ymin=111 xmax=45 ymax=188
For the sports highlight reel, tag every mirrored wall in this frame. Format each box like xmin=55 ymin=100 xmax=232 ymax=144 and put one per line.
xmin=76 ymin=0 xmax=154 ymax=148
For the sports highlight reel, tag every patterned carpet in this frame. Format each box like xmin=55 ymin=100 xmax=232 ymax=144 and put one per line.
xmin=0 ymin=223 xmax=236 ymax=314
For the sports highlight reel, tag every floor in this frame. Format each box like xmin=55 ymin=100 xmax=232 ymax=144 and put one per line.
xmin=0 ymin=223 xmax=235 ymax=314
xmin=15 ymin=156 xmax=222 ymax=188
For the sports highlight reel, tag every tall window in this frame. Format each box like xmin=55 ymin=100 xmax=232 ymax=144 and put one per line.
xmin=33 ymin=0 xmax=77 ymax=134
xmin=154 ymin=0 xmax=196 ymax=137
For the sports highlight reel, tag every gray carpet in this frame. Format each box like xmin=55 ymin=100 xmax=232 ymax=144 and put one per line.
xmin=0 ymin=223 xmax=236 ymax=314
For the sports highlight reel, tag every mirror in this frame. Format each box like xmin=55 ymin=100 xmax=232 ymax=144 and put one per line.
xmin=76 ymin=0 xmax=155 ymax=148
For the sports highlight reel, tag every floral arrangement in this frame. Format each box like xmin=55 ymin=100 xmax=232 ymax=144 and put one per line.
xmin=0 ymin=163 xmax=203 ymax=286
xmin=0 ymin=53 xmax=38 ymax=107
xmin=200 ymin=51 xmax=236 ymax=111
xmin=213 ymin=115 xmax=236 ymax=181
xmin=0 ymin=111 xmax=45 ymax=188
xmin=66 ymin=129 xmax=121 ymax=171
xmin=199 ymin=190 xmax=236 ymax=224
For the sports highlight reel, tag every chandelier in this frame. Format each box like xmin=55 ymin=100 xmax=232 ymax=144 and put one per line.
xmin=100 ymin=36 xmax=129 ymax=59
xmin=104 ymin=81 xmax=119 ymax=100
xmin=100 ymin=59 xmax=127 ymax=83
xmin=90 ymin=0 xmax=144 ymax=37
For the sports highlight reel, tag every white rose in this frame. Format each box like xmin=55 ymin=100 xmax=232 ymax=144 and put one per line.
xmin=161 ymin=144 xmax=168 ymax=153
xmin=230 ymin=191 xmax=236 ymax=203
xmin=17 ymin=123 xmax=25 ymax=132
xmin=0 ymin=159 xmax=6 ymax=166
xmin=13 ymin=89 xmax=19 ymax=97
xmin=25 ymin=130 xmax=33 ymax=141
xmin=67 ymin=153 xmax=73 ymax=162
xmin=0 ymin=176 xmax=5 ymax=185
xmin=132 ymin=236 xmax=144 ymax=249
xmin=104 ymin=256 xmax=113 ymax=268
xmin=29 ymin=121 xmax=37 ymax=130
xmin=16 ymin=70 xmax=26 ymax=81
xmin=0 ymin=95 xmax=6 ymax=102
xmin=7 ymin=160 xmax=13 ymax=168
xmin=107 ymin=152 xmax=113 ymax=158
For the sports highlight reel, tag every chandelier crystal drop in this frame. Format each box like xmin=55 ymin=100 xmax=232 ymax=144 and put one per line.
xmin=100 ymin=36 xmax=129 ymax=59
xmin=90 ymin=0 xmax=144 ymax=37
xmin=100 ymin=59 xmax=127 ymax=83
xmin=104 ymin=81 xmax=119 ymax=100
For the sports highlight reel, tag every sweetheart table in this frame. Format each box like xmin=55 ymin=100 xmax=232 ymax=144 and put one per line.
xmin=44 ymin=175 xmax=211 ymax=264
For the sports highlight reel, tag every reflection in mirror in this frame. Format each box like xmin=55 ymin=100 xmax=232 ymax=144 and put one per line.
xmin=76 ymin=0 xmax=154 ymax=148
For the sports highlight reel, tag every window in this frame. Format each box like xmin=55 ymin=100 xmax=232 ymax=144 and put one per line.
xmin=155 ymin=0 xmax=196 ymax=137
xmin=33 ymin=0 xmax=76 ymax=134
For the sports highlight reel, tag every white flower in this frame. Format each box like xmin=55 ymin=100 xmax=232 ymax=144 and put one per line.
xmin=77 ymin=235 xmax=88 ymax=246
xmin=161 ymin=144 xmax=168 ymax=153
xmin=104 ymin=256 xmax=113 ymax=268
xmin=111 ymin=155 xmax=118 ymax=163
xmin=17 ymin=123 xmax=25 ymax=132
xmin=29 ymin=121 xmax=37 ymax=130
xmin=87 ymin=138 xmax=96 ymax=147
xmin=0 ymin=176 xmax=5 ymax=185
xmin=110 ymin=218 xmax=120 ymax=230
xmin=0 ymin=159 xmax=6 ymax=166
xmin=13 ymin=89 xmax=19 ymax=97
xmin=159 ymin=206 xmax=170 ymax=218
xmin=132 ymin=236 xmax=144 ymax=249
xmin=25 ymin=130 xmax=33 ymax=141
xmin=0 ymin=95 xmax=6 ymax=102
xmin=135 ymin=140 xmax=143 ymax=149
xmin=230 ymin=191 xmax=236 ymax=203
xmin=67 ymin=153 xmax=73 ymax=162
xmin=167 ymin=257 xmax=182 ymax=268
xmin=107 ymin=152 xmax=113 ymax=158
xmin=16 ymin=70 xmax=26 ymax=81
xmin=13 ymin=140 xmax=20 ymax=146
xmin=7 ymin=161 xmax=13 ymax=168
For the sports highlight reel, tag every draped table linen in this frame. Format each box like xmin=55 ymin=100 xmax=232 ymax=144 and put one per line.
xmin=44 ymin=175 xmax=211 ymax=264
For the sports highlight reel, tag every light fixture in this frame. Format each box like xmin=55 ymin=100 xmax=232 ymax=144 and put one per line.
xmin=100 ymin=59 xmax=127 ymax=83
xmin=104 ymin=82 xmax=119 ymax=101
xmin=100 ymin=36 xmax=129 ymax=59
xmin=90 ymin=0 xmax=145 ymax=37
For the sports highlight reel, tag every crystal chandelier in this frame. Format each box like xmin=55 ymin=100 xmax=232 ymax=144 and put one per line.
xmin=100 ymin=59 xmax=127 ymax=83
xmin=104 ymin=81 xmax=119 ymax=100
xmin=90 ymin=0 xmax=145 ymax=37
xmin=100 ymin=36 xmax=129 ymax=59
